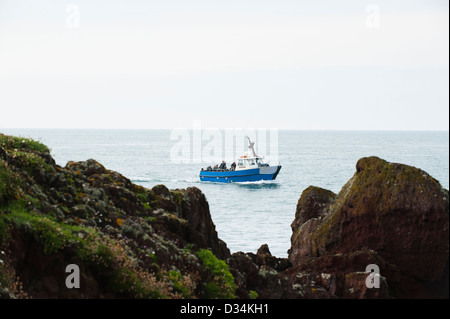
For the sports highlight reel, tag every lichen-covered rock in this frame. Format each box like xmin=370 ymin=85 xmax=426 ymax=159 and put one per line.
xmin=0 ymin=133 xmax=235 ymax=299
xmin=289 ymin=156 xmax=449 ymax=298
xmin=255 ymin=244 xmax=291 ymax=272
xmin=228 ymin=249 xmax=298 ymax=299
xmin=341 ymin=271 xmax=390 ymax=299
xmin=180 ymin=187 xmax=230 ymax=260
xmin=291 ymin=186 xmax=336 ymax=230
xmin=289 ymin=186 xmax=336 ymax=266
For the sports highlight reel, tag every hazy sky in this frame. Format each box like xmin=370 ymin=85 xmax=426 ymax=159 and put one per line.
xmin=0 ymin=0 xmax=448 ymax=130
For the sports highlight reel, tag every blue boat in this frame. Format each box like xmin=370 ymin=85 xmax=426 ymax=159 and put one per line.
xmin=199 ymin=137 xmax=281 ymax=183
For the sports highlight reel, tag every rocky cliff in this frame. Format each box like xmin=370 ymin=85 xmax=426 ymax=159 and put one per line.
xmin=0 ymin=133 xmax=232 ymax=299
xmin=289 ymin=157 xmax=449 ymax=298
xmin=0 ymin=133 xmax=448 ymax=299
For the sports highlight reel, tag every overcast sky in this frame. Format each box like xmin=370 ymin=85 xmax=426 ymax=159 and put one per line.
xmin=0 ymin=0 xmax=448 ymax=130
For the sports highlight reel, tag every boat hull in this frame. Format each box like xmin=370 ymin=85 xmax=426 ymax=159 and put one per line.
xmin=199 ymin=165 xmax=281 ymax=183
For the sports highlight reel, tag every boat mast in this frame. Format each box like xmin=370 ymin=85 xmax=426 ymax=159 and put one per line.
xmin=245 ymin=136 xmax=258 ymax=158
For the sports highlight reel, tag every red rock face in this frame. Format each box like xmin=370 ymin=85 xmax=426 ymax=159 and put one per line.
xmin=289 ymin=186 xmax=336 ymax=266
xmin=290 ymin=157 xmax=449 ymax=298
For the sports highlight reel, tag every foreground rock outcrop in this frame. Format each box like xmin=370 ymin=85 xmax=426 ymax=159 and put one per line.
xmin=1 ymin=133 xmax=448 ymax=299
xmin=289 ymin=157 xmax=449 ymax=298
xmin=0 ymin=134 xmax=233 ymax=298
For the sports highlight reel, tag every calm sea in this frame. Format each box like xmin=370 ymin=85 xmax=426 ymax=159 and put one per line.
xmin=2 ymin=129 xmax=449 ymax=257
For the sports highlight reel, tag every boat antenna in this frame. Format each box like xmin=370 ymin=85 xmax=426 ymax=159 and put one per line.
xmin=245 ymin=136 xmax=258 ymax=158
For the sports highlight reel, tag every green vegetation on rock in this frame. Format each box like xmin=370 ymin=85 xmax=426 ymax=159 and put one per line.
xmin=0 ymin=133 xmax=237 ymax=299
xmin=197 ymin=248 xmax=236 ymax=299
xmin=1 ymin=205 xmax=84 ymax=255
xmin=0 ymin=134 xmax=50 ymax=154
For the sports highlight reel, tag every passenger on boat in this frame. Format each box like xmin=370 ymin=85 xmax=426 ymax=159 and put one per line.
xmin=231 ymin=162 xmax=236 ymax=171
xmin=219 ymin=161 xmax=227 ymax=170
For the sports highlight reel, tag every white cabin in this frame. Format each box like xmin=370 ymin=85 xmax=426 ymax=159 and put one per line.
xmin=236 ymin=152 xmax=267 ymax=171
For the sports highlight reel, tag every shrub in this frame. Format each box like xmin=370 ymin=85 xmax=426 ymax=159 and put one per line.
xmin=196 ymin=249 xmax=236 ymax=299
xmin=166 ymin=270 xmax=197 ymax=298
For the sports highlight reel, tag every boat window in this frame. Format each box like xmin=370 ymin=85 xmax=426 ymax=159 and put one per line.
xmin=249 ymin=159 xmax=256 ymax=165
xmin=238 ymin=159 xmax=244 ymax=166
